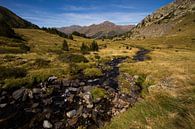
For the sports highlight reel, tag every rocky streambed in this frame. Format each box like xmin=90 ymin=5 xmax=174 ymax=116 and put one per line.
xmin=0 ymin=49 xmax=150 ymax=129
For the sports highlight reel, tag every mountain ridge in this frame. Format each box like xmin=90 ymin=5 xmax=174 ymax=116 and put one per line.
xmin=128 ymin=0 xmax=195 ymax=38
xmin=58 ymin=21 xmax=134 ymax=39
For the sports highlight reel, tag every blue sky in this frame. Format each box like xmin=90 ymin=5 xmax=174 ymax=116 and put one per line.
xmin=0 ymin=0 xmax=173 ymax=27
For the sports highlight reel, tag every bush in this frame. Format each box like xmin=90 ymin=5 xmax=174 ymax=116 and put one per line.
xmin=91 ymin=87 xmax=106 ymax=101
xmin=83 ymin=68 xmax=102 ymax=77
xmin=69 ymin=63 xmax=81 ymax=76
xmin=59 ymin=53 xmax=89 ymax=63
xmin=19 ymin=44 xmax=30 ymax=52
xmin=94 ymin=55 xmax=101 ymax=60
xmin=0 ymin=66 xmax=27 ymax=80
xmin=62 ymin=40 xmax=69 ymax=51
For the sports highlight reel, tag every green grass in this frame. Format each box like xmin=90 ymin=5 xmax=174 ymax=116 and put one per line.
xmin=102 ymin=17 xmax=195 ymax=128
xmin=0 ymin=15 xmax=194 ymax=129
xmin=91 ymin=87 xmax=107 ymax=101
xmin=83 ymin=67 xmax=103 ymax=78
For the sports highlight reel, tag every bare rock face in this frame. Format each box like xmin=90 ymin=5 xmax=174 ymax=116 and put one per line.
xmin=129 ymin=0 xmax=195 ymax=38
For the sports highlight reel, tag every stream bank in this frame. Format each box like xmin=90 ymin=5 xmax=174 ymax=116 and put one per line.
xmin=0 ymin=49 xmax=150 ymax=129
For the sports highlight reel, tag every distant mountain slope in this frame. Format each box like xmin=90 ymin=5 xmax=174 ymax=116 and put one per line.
xmin=129 ymin=0 xmax=195 ymax=38
xmin=0 ymin=6 xmax=39 ymax=29
xmin=58 ymin=21 xmax=134 ymax=38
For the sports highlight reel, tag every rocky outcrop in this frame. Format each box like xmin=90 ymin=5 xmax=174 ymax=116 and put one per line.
xmin=130 ymin=0 xmax=195 ymax=38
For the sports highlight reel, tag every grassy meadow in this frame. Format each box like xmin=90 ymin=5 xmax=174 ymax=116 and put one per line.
xmin=0 ymin=14 xmax=194 ymax=128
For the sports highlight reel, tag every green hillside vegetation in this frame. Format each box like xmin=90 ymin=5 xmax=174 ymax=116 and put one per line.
xmin=0 ymin=20 xmax=15 ymax=37
xmin=0 ymin=6 xmax=38 ymax=28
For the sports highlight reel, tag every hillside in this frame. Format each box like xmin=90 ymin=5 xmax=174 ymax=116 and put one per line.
xmin=0 ymin=20 xmax=15 ymax=37
xmin=58 ymin=21 xmax=134 ymax=39
xmin=0 ymin=6 xmax=39 ymax=29
xmin=129 ymin=0 xmax=195 ymax=38
xmin=0 ymin=6 xmax=39 ymax=38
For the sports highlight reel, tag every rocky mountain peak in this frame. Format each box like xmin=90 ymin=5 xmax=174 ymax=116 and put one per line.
xmin=101 ymin=21 xmax=115 ymax=25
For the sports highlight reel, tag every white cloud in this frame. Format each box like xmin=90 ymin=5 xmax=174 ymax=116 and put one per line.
xmin=63 ymin=5 xmax=97 ymax=11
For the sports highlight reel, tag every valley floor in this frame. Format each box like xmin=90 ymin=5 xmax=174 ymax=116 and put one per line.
xmin=0 ymin=28 xmax=195 ymax=129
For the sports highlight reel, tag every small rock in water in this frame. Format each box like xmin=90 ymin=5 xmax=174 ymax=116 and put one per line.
xmin=48 ymin=76 xmax=57 ymax=82
xmin=87 ymin=104 xmax=93 ymax=109
xmin=54 ymin=122 xmax=63 ymax=129
xmin=32 ymin=103 xmax=39 ymax=108
xmin=80 ymin=82 xmax=85 ymax=86
xmin=1 ymin=91 xmax=7 ymax=96
xmin=43 ymin=120 xmax=53 ymax=128
xmin=66 ymin=110 xmax=77 ymax=118
xmin=32 ymin=88 xmax=41 ymax=94
xmin=12 ymin=88 xmax=26 ymax=100
xmin=68 ymin=87 xmax=78 ymax=92
xmin=0 ymin=103 xmax=7 ymax=108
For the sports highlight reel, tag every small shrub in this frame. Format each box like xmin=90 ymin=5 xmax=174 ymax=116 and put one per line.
xmin=94 ymin=55 xmax=101 ymax=60
xmin=59 ymin=53 xmax=88 ymax=63
xmin=0 ymin=66 xmax=27 ymax=80
xmin=19 ymin=44 xmax=30 ymax=52
xmin=83 ymin=68 xmax=102 ymax=78
xmin=91 ymin=87 xmax=106 ymax=101
xmin=69 ymin=63 xmax=81 ymax=76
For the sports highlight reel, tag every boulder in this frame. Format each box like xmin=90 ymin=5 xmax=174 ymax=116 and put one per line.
xmin=82 ymin=92 xmax=93 ymax=105
xmin=68 ymin=117 xmax=78 ymax=126
xmin=0 ymin=103 xmax=7 ymax=108
xmin=32 ymin=88 xmax=42 ymax=94
xmin=68 ymin=87 xmax=78 ymax=92
xmin=48 ymin=76 xmax=57 ymax=82
xmin=12 ymin=88 xmax=26 ymax=100
xmin=43 ymin=120 xmax=53 ymax=128
xmin=66 ymin=110 xmax=77 ymax=118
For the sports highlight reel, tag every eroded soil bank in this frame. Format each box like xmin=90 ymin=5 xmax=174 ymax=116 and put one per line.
xmin=0 ymin=49 xmax=150 ymax=129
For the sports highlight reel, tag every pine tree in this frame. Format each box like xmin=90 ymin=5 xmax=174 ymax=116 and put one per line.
xmin=62 ymin=40 xmax=69 ymax=51
xmin=80 ymin=43 xmax=90 ymax=53
xmin=90 ymin=40 xmax=99 ymax=51
xmin=68 ymin=35 xmax=73 ymax=40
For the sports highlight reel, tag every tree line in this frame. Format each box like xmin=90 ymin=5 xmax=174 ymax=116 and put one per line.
xmin=42 ymin=27 xmax=73 ymax=40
